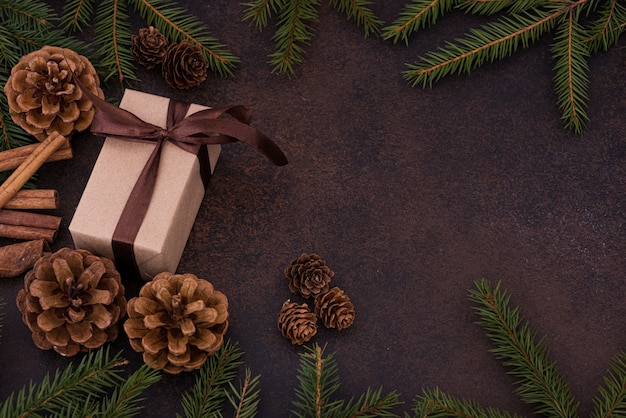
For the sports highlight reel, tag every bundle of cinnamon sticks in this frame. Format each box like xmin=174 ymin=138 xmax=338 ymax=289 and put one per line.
xmin=0 ymin=133 xmax=72 ymax=244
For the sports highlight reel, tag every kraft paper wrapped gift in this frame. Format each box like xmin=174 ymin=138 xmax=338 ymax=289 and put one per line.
xmin=69 ymin=89 xmax=221 ymax=280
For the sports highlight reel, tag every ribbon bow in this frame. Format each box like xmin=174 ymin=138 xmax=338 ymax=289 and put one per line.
xmin=75 ymin=77 xmax=288 ymax=279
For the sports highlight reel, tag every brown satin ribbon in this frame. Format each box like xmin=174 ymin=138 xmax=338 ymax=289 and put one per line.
xmin=74 ymin=77 xmax=288 ymax=279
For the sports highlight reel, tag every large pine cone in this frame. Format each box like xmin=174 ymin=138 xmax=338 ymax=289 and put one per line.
xmin=285 ymin=253 xmax=333 ymax=299
xmin=16 ymin=248 xmax=126 ymax=357
xmin=314 ymin=287 xmax=355 ymax=330
xmin=162 ymin=41 xmax=208 ymax=89
xmin=4 ymin=46 xmax=104 ymax=141
xmin=124 ymin=272 xmax=229 ymax=374
xmin=131 ymin=26 xmax=169 ymax=69
xmin=277 ymin=300 xmax=317 ymax=345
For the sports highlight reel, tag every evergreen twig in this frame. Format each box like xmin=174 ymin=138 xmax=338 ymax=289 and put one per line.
xmin=0 ymin=348 xmax=129 ymax=417
xmin=339 ymin=386 xmax=402 ymax=417
xmin=178 ymin=339 xmax=244 ymax=418
xmin=94 ymin=0 xmax=138 ymax=82
xmin=410 ymin=386 xmax=521 ymax=418
xmin=98 ymin=364 xmax=162 ymax=418
xmin=590 ymin=351 xmax=626 ymax=418
xmin=382 ymin=0 xmax=457 ymax=44
xmin=225 ymin=368 xmax=262 ymax=418
xmin=469 ymin=279 xmax=579 ymax=418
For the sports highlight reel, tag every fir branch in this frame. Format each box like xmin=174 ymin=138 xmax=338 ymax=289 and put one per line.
xmin=0 ymin=0 xmax=51 ymax=29
xmin=94 ymin=0 xmax=138 ymax=82
xmin=179 ymin=339 xmax=244 ymax=418
xmin=403 ymin=6 xmax=564 ymax=87
xmin=291 ymin=344 xmax=344 ymax=418
xmin=269 ymin=0 xmax=320 ymax=74
xmin=410 ymin=387 xmax=521 ymax=418
xmin=457 ymin=0 xmax=552 ymax=16
xmin=382 ymin=0 xmax=457 ymax=44
xmin=60 ymin=0 xmax=97 ymax=32
xmin=469 ymin=279 xmax=580 ymax=418
xmin=242 ymin=0 xmax=281 ymax=30
xmin=329 ymin=0 xmax=383 ymax=37
xmin=0 ymin=348 xmax=128 ymax=418
xmin=225 ymin=368 xmax=262 ymax=418
xmin=339 ymin=387 xmax=402 ymax=417
xmin=590 ymin=351 xmax=626 ymax=418
xmin=127 ymin=0 xmax=240 ymax=76
xmin=551 ymin=7 xmax=589 ymax=134
xmin=585 ymin=0 xmax=626 ymax=52
xmin=98 ymin=364 xmax=162 ymax=418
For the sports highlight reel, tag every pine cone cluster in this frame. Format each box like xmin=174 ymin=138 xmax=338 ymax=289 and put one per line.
xmin=124 ymin=271 xmax=229 ymax=374
xmin=4 ymin=46 xmax=104 ymax=141
xmin=131 ymin=27 xmax=208 ymax=89
xmin=131 ymin=26 xmax=169 ymax=69
xmin=278 ymin=253 xmax=355 ymax=345
xmin=16 ymin=248 xmax=126 ymax=357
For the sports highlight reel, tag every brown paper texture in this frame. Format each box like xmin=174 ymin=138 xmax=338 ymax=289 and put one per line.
xmin=69 ymin=89 xmax=220 ymax=280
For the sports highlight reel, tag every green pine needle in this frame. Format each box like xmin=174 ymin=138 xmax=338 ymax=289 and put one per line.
xmin=551 ymin=9 xmax=590 ymax=135
xmin=0 ymin=348 xmax=128 ymax=418
xmin=178 ymin=339 xmax=244 ymax=418
xmin=469 ymin=280 xmax=580 ymax=418
xmin=382 ymin=0 xmax=457 ymax=44
xmin=410 ymin=387 xmax=521 ymax=418
xmin=403 ymin=6 xmax=563 ymax=87
xmin=329 ymin=0 xmax=383 ymax=37
xmin=339 ymin=386 xmax=402 ymax=417
xmin=590 ymin=351 xmax=626 ymax=418
xmin=242 ymin=0 xmax=282 ymax=30
xmin=585 ymin=0 xmax=626 ymax=53
xmin=98 ymin=364 xmax=162 ymax=418
xmin=94 ymin=0 xmax=138 ymax=82
xmin=128 ymin=0 xmax=240 ymax=77
xmin=60 ymin=0 xmax=97 ymax=32
xmin=291 ymin=343 xmax=344 ymax=418
xmin=225 ymin=368 xmax=262 ymax=418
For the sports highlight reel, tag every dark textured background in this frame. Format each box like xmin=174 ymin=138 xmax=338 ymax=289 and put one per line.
xmin=1 ymin=1 xmax=625 ymax=416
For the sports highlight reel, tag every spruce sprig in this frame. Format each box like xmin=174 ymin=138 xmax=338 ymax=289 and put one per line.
xmin=585 ymin=0 xmax=626 ymax=53
xmin=98 ymin=364 xmax=162 ymax=418
xmin=178 ymin=339 xmax=245 ymax=418
xmin=590 ymin=351 xmax=626 ymax=418
xmin=128 ymin=0 xmax=240 ymax=77
xmin=382 ymin=0 xmax=457 ymax=45
xmin=0 ymin=348 xmax=129 ymax=417
xmin=410 ymin=386 xmax=521 ymax=418
xmin=470 ymin=279 xmax=580 ymax=418
xmin=60 ymin=0 xmax=97 ymax=32
xmin=225 ymin=368 xmax=262 ymax=418
xmin=243 ymin=0 xmax=383 ymax=73
xmin=94 ymin=0 xmax=138 ymax=83
xmin=340 ymin=387 xmax=402 ymax=417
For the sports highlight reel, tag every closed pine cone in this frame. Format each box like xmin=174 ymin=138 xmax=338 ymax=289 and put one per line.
xmin=15 ymin=248 xmax=126 ymax=357
xmin=314 ymin=287 xmax=355 ymax=330
xmin=131 ymin=26 xmax=169 ymax=69
xmin=162 ymin=41 xmax=208 ymax=89
xmin=277 ymin=300 xmax=317 ymax=345
xmin=124 ymin=272 xmax=229 ymax=374
xmin=285 ymin=253 xmax=333 ymax=299
xmin=4 ymin=46 xmax=104 ymax=141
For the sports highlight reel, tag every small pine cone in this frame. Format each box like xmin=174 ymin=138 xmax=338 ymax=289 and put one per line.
xmin=15 ymin=248 xmax=126 ymax=357
xmin=285 ymin=253 xmax=333 ymax=299
xmin=131 ymin=26 xmax=169 ymax=69
xmin=124 ymin=272 xmax=229 ymax=374
xmin=4 ymin=46 xmax=104 ymax=141
xmin=277 ymin=300 xmax=317 ymax=345
xmin=314 ymin=287 xmax=355 ymax=330
xmin=162 ymin=41 xmax=208 ymax=89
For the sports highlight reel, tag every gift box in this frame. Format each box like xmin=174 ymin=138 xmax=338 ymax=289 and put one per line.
xmin=69 ymin=89 xmax=221 ymax=280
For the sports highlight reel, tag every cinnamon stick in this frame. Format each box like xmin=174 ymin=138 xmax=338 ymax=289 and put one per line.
xmin=0 ymin=209 xmax=61 ymax=243
xmin=3 ymin=189 xmax=59 ymax=210
xmin=0 ymin=132 xmax=67 ymax=209
xmin=0 ymin=239 xmax=50 ymax=278
xmin=0 ymin=138 xmax=72 ymax=172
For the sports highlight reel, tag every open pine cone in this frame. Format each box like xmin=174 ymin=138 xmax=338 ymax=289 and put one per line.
xmin=4 ymin=46 xmax=104 ymax=141
xmin=16 ymin=248 xmax=126 ymax=357
xmin=124 ymin=272 xmax=229 ymax=374
xmin=162 ymin=41 xmax=208 ymax=89
xmin=285 ymin=253 xmax=333 ymax=299
xmin=277 ymin=300 xmax=317 ymax=345
xmin=315 ymin=287 xmax=355 ymax=330
xmin=131 ymin=26 xmax=169 ymax=69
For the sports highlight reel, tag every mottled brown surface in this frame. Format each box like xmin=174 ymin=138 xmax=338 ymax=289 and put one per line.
xmin=1 ymin=1 xmax=625 ymax=416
